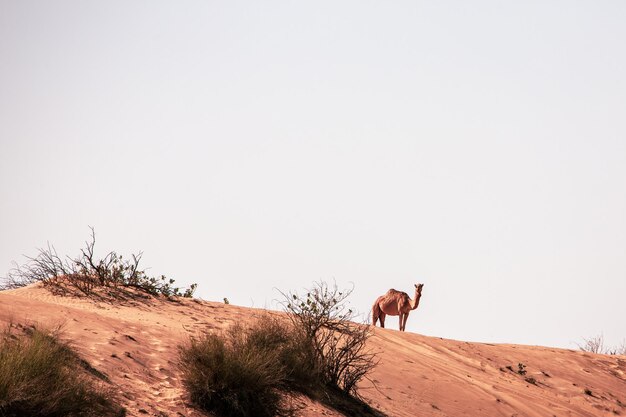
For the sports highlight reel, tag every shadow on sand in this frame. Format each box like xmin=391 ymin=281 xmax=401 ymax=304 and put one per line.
xmin=310 ymin=386 xmax=388 ymax=417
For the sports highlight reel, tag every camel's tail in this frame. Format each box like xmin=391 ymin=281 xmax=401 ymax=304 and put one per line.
xmin=372 ymin=300 xmax=381 ymax=326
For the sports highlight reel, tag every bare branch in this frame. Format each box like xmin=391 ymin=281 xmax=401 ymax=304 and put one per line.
xmin=280 ymin=280 xmax=377 ymax=396
xmin=1 ymin=227 xmax=196 ymax=299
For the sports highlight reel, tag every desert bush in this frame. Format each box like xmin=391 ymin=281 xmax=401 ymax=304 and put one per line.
xmin=1 ymin=227 xmax=196 ymax=298
xmin=579 ymin=334 xmax=607 ymax=354
xmin=179 ymin=321 xmax=291 ymax=417
xmin=0 ymin=325 xmax=124 ymax=417
xmin=180 ymin=283 xmax=381 ymax=417
xmin=281 ymin=281 xmax=377 ymax=396
xmin=243 ymin=317 xmax=319 ymax=391
xmin=578 ymin=334 xmax=626 ymax=355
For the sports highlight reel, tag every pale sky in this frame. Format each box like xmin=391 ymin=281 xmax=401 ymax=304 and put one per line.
xmin=1 ymin=1 xmax=625 ymax=349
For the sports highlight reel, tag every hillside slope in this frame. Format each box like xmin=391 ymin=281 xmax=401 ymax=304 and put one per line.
xmin=0 ymin=284 xmax=624 ymax=417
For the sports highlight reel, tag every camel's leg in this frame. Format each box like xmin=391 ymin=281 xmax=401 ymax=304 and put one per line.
xmin=401 ymin=311 xmax=410 ymax=331
xmin=399 ymin=314 xmax=404 ymax=331
xmin=379 ymin=312 xmax=386 ymax=328
xmin=372 ymin=306 xmax=379 ymax=326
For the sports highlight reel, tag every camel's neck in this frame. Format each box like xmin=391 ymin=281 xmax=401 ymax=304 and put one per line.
xmin=410 ymin=291 xmax=422 ymax=310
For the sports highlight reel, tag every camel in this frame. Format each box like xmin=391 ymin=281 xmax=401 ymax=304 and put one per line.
xmin=372 ymin=283 xmax=424 ymax=331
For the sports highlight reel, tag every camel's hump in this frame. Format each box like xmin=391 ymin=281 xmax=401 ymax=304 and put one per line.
xmin=386 ymin=288 xmax=407 ymax=296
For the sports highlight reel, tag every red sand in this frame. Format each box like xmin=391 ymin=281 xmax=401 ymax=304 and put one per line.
xmin=1 ymin=283 xmax=624 ymax=417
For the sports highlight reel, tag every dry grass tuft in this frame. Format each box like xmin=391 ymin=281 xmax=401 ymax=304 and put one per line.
xmin=0 ymin=324 xmax=124 ymax=417
xmin=179 ymin=319 xmax=292 ymax=417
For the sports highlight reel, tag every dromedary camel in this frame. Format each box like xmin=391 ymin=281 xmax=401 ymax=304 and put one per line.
xmin=372 ymin=283 xmax=424 ymax=331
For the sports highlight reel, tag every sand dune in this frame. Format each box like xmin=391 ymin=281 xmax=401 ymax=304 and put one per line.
xmin=1 ymin=283 xmax=624 ymax=417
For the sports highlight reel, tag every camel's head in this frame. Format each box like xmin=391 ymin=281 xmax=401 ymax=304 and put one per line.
xmin=415 ymin=283 xmax=424 ymax=294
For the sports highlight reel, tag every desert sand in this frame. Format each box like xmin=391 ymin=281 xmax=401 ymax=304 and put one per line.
xmin=0 ymin=283 xmax=624 ymax=417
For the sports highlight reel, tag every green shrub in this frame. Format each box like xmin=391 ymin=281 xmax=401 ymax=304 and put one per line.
xmin=0 ymin=325 xmax=123 ymax=417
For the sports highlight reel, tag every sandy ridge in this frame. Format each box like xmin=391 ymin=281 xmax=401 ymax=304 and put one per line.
xmin=0 ymin=284 xmax=624 ymax=417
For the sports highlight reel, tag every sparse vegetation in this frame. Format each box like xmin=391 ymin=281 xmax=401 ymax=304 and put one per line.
xmin=579 ymin=335 xmax=608 ymax=354
xmin=1 ymin=227 xmax=196 ymax=299
xmin=578 ymin=334 xmax=626 ymax=355
xmin=504 ymin=362 xmax=536 ymax=385
xmin=179 ymin=319 xmax=293 ymax=417
xmin=180 ymin=281 xmax=381 ymax=417
xmin=242 ymin=318 xmax=318 ymax=392
xmin=281 ymin=280 xmax=377 ymax=396
xmin=0 ymin=324 xmax=124 ymax=417
xmin=614 ymin=340 xmax=626 ymax=356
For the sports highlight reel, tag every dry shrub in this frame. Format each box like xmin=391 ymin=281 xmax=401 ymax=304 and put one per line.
xmin=1 ymin=227 xmax=196 ymax=298
xmin=578 ymin=334 xmax=626 ymax=355
xmin=281 ymin=281 xmax=377 ymax=396
xmin=179 ymin=320 xmax=292 ymax=417
xmin=180 ymin=282 xmax=381 ymax=417
xmin=240 ymin=318 xmax=318 ymax=391
xmin=0 ymin=325 xmax=124 ymax=417
xmin=579 ymin=334 xmax=607 ymax=354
